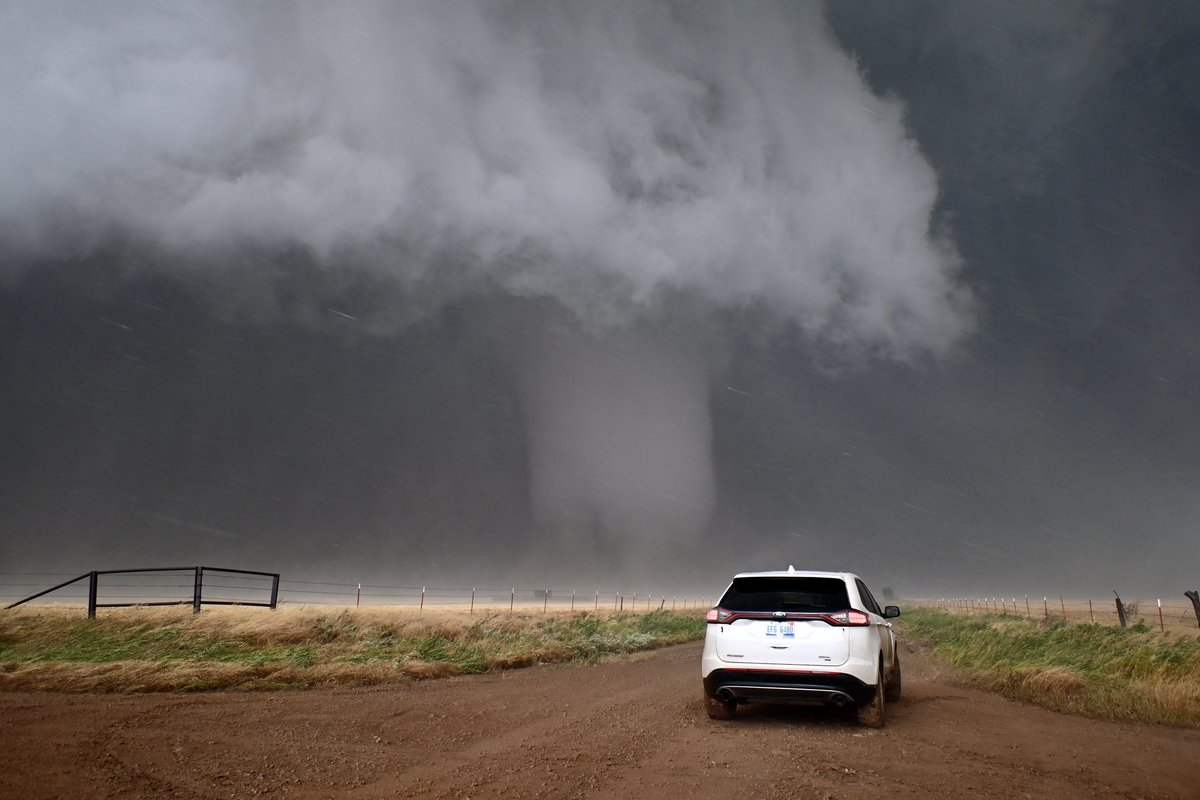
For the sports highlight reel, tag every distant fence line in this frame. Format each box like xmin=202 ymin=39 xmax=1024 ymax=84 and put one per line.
xmin=0 ymin=572 xmax=715 ymax=615
xmin=276 ymin=579 xmax=714 ymax=613
xmin=918 ymin=594 xmax=1200 ymax=632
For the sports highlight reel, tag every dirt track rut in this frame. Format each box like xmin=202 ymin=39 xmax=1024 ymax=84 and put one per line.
xmin=3 ymin=642 xmax=1199 ymax=799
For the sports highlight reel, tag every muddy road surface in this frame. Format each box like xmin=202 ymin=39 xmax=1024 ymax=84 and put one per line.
xmin=3 ymin=642 xmax=1199 ymax=799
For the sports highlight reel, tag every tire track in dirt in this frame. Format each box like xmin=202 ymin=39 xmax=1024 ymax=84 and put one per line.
xmin=3 ymin=642 xmax=1199 ymax=799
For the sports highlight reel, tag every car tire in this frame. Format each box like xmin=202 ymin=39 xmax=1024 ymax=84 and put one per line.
xmin=884 ymin=652 xmax=902 ymax=702
xmin=856 ymin=658 xmax=886 ymax=728
xmin=703 ymin=690 xmax=737 ymax=720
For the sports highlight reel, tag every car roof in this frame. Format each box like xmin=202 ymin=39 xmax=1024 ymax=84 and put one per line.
xmin=731 ymin=568 xmax=856 ymax=581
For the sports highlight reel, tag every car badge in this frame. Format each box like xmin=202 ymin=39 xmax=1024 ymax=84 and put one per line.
xmin=772 ymin=611 xmax=787 ymax=619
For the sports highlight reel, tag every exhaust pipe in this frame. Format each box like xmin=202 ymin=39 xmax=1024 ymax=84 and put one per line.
xmin=828 ymin=693 xmax=849 ymax=708
xmin=717 ymin=688 xmax=735 ymax=703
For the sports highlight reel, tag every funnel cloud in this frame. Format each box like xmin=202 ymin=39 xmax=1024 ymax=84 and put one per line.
xmin=519 ymin=320 xmax=715 ymax=562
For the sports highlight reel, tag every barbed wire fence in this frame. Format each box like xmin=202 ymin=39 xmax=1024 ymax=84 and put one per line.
xmin=915 ymin=592 xmax=1200 ymax=632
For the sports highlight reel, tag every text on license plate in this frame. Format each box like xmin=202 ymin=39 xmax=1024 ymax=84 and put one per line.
xmin=764 ymin=621 xmax=795 ymax=637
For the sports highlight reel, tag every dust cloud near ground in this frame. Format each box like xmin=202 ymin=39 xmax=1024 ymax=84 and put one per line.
xmin=3 ymin=643 xmax=1198 ymax=799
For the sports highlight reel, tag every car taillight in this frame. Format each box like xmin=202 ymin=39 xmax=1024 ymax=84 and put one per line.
xmin=828 ymin=609 xmax=871 ymax=626
xmin=706 ymin=608 xmax=733 ymax=623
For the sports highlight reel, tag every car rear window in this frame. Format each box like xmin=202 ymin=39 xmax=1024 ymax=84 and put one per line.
xmin=719 ymin=577 xmax=850 ymax=612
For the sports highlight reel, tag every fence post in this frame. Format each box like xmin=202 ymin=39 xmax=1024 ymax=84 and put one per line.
xmin=595 ymin=590 xmax=599 ymax=612
xmin=1114 ymin=591 xmax=1127 ymax=628
xmin=420 ymin=587 xmax=426 ymax=610
xmin=1158 ymin=599 xmax=1164 ymax=632
xmin=571 ymin=589 xmax=575 ymax=612
xmin=1088 ymin=598 xmax=1094 ymax=623
xmin=87 ymin=571 xmax=98 ymax=619
xmin=1025 ymin=594 xmax=1030 ymax=617
xmin=543 ymin=590 xmax=549 ymax=613
xmin=1043 ymin=597 xmax=1048 ymax=619
xmin=1060 ymin=596 xmax=1067 ymax=620
xmin=510 ymin=588 xmax=515 ymax=613
xmin=470 ymin=588 xmax=476 ymax=615
xmin=357 ymin=583 xmax=362 ymax=608
xmin=269 ymin=574 xmax=280 ymax=609
xmin=1185 ymin=591 xmax=1200 ymax=628
xmin=193 ymin=566 xmax=203 ymax=615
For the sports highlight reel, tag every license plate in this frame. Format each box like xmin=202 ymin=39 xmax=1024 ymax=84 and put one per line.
xmin=764 ymin=621 xmax=795 ymax=637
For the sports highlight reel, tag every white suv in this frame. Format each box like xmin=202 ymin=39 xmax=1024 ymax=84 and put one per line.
xmin=701 ymin=568 xmax=901 ymax=727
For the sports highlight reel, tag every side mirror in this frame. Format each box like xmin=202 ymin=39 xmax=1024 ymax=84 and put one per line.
xmin=883 ymin=606 xmax=901 ymax=619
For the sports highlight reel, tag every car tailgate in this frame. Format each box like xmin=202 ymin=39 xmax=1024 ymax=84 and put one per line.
xmin=713 ymin=617 xmax=850 ymax=667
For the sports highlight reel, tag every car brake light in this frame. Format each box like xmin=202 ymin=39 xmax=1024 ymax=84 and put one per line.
xmin=706 ymin=608 xmax=733 ymax=623
xmin=828 ymin=609 xmax=871 ymax=626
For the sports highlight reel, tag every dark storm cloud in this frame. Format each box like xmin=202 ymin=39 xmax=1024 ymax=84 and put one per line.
xmin=3 ymin=1 xmax=1199 ymax=596
xmin=816 ymin=0 xmax=1200 ymax=593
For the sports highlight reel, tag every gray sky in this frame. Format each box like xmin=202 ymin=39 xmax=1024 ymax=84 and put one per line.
xmin=2 ymin=1 xmax=1198 ymax=597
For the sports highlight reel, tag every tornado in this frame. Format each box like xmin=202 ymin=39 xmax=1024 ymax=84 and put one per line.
xmin=1 ymin=1 xmax=972 ymax=566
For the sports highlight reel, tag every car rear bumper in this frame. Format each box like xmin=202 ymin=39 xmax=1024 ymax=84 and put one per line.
xmin=703 ymin=668 xmax=875 ymax=707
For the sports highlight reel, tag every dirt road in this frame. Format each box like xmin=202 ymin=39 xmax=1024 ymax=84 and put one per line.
xmin=3 ymin=642 xmax=1198 ymax=800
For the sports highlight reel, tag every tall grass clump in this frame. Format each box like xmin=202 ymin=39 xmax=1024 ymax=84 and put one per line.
xmin=0 ymin=606 xmax=705 ymax=692
xmin=900 ymin=607 xmax=1200 ymax=727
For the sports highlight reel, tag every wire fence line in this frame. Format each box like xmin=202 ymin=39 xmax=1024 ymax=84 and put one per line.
xmin=277 ymin=581 xmax=715 ymax=612
xmin=0 ymin=572 xmax=715 ymax=614
xmin=916 ymin=594 xmax=1200 ymax=632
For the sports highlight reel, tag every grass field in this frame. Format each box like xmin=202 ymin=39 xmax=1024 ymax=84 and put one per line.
xmin=899 ymin=607 xmax=1200 ymax=727
xmin=0 ymin=605 xmax=706 ymax=692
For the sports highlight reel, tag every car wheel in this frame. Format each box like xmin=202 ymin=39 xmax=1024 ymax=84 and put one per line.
xmin=856 ymin=658 xmax=886 ymax=728
xmin=703 ymin=690 xmax=737 ymax=720
xmin=884 ymin=652 xmax=902 ymax=702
